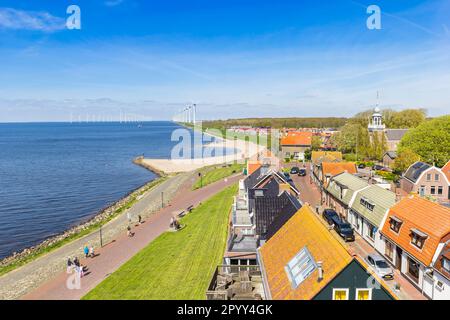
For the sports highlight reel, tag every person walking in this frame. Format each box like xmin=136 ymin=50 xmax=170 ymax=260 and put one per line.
xmin=127 ymin=225 xmax=132 ymax=237
xmin=89 ymin=246 xmax=95 ymax=258
xmin=83 ymin=245 xmax=89 ymax=258
xmin=67 ymin=257 xmax=73 ymax=273
xmin=138 ymin=215 xmax=142 ymax=224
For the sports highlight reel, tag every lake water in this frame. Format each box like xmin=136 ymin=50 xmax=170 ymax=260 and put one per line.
xmin=0 ymin=121 xmax=219 ymax=259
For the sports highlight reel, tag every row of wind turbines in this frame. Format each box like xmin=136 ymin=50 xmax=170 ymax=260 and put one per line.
xmin=173 ymin=104 xmax=197 ymax=124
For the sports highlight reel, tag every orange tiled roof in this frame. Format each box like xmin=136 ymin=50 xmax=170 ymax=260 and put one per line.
xmin=321 ymin=162 xmax=357 ymax=183
xmin=280 ymin=132 xmax=312 ymax=146
xmin=381 ymin=196 xmax=450 ymax=266
xmin=259 ymin=205 xmax=352 ymax=300
xmin=311 ymin=151 xmax=342 ymax=164
xmin=442 ymin=160 xmax=450 ymax=183
xmin=247 ymin=161 xmax=262 ymax=175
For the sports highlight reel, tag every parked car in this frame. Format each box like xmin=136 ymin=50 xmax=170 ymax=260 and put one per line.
xmin=290 ymin=166 xmax=300 ymax=174
xmin=366 ymin=254 xmax=394 ymax=280
xmin=283 ymin=172 xmax=293 ymax=182
xmin=358 ymin=163 xmax=366 ymax=169
xmin=372 ymin=164 xmax=385 ymax=171
xmin=298 ymin=168 xmax=306 ymax=176
xmin=331 ymin=216 xmax=355 ymax=242
xmin=322 ymin=209 xmax=339 ymax=225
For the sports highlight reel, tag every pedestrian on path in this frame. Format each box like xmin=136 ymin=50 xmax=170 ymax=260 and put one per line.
xmin=89 ymin=246 xmax=95 ymax=258
xmin=83 ymin=245 xmax=89 ymax=258
xmin=127 ymin=225 xmax=133 ymax=237
xmin=66 ymin=257 xmax=73 ymax=273
xmin=138 ymin=215 xmax=142 ymax=224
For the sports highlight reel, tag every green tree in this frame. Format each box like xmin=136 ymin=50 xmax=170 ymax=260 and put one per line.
xmin=393 ymin=148 xmax=421 ymax=173
xmin=398 ymin=115 xmax=450 ymax=167
xmin=389 ymin=109 xmax=426 ymax=128
xmin=311 ymin=136 xmax=322 ymax=151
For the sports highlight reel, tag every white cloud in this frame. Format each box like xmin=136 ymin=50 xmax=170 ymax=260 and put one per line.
xmin=0 ymin=8 xmax=65 ymax=32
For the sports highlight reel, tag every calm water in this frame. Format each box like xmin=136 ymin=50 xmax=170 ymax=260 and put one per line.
xmin=0 ymin=121 xmax=215 ymax=259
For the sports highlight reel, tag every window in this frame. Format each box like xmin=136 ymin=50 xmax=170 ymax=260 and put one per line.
xmin=385 ymin=241 xmax=394 ymax=261
xmin=408 ymin=257 xmax=420 ymax=283
xmin=356 ymin=288 xmax=372 ymax=300
xmin=360 ymin=197 xmax=375 ymax=211
xmin=254 ymin=190 xmax=264 ymax=197
xmin=431 ymin=186 xmax=436 ymax=195
xmin=419 ymin=186 xmax=426 ymax=196
xmin=435 ymin=174 xmax=439 ymax=181
xmin=389 ymin=216 xmax=402 ymax=233
xmin=368 ymin=225 xmax=376 ymax=240
xmin=438 ymin=186 xmax=443 ymax=195
xmin=333 ymin=289 xmax=349 ymax=300
xmin=443 ymin=258 xmax=450 ymax=273
xmin=285 ymin=247 xmax=317 ymax=288
xmin=410 ymin=229 xmax=427 ymax=249
xmin=426 ymin=174 xmax=431 ymax=181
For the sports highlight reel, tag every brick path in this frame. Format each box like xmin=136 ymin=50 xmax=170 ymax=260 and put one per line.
xmin=21 ymin=173 xmax=241 ymax=300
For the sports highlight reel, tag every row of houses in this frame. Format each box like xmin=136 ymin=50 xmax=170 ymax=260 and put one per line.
xmin=315 ymin=157 xmax=450 ymax=300
xmin=206 ymin=152 xmax=397 ymax=300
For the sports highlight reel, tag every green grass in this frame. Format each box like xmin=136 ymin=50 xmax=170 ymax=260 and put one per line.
xmin=0 ymin=177 xmax=166 ymax=277
xmin=193 ymin=163 xmax=244 ymax=190
xmin=83 ymin=184 xmax=238 ymax=300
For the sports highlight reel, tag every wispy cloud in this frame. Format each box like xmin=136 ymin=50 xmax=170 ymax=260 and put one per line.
xmin=104 ymin=0 xmax=125 ymax=7
xmin=0 ymin=8 xmax=65 ymax=32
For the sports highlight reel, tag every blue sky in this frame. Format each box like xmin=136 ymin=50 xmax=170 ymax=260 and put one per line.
xmin=0 ymin=0 xmax=449 ymax=122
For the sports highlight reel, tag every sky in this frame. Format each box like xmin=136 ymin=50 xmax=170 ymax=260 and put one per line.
xmin=0 ymin=0 xmax=449 ymax=122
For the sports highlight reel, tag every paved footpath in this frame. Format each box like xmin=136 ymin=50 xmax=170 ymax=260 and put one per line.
xmin=22 ymin=173 xmax=242 ymax=300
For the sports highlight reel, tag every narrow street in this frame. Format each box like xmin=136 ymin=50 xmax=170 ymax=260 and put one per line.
xmin=283 ymin=161 xmax=427 ymax=300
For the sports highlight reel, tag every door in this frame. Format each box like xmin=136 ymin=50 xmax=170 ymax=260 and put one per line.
xmin=395 ymin=247 xmax=403 ymax=269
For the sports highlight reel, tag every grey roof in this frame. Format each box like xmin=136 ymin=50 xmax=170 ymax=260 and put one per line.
xmin=384 ymin=151 xmax=397 ymax=159
xmin=326 ymin=172 xmax=369 ymax=206
xmin=385 ymin=129 xmax=408 ymax=141
xmin=404 ymin=161 xmax=431 ymax=183
xmin=350 ymin=185 xmax=396 ymax=228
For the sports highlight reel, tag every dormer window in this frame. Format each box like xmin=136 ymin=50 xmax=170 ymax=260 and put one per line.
xmin=254 ymin=190 xmax=264 ymax=197
xmin=360 ymin=197 xmax=375 ymax=211
xmin=442 ymin=258 xmax=450 ymax=273
xmin=389 ymin=216 xmax=402 ymax=233
xmin=410 ymin=229 xmax=428 ymax=249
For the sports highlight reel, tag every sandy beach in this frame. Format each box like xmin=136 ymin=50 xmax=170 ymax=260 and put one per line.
xmin=140 ymin=130 xmax=265 ymax=173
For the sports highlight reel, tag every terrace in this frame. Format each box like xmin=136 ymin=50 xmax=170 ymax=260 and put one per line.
xmin=206 ymin=265 xmax=265 ymax=300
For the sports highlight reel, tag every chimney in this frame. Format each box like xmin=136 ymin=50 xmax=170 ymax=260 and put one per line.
xmin=317 ymin=261 xmax=323 ymax=282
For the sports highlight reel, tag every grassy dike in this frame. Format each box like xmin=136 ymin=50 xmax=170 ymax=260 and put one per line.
xmin=83 ymin=183 xmax=238 ymax=300
xmin=0 ymin=176 xmax=167 ymax=277
xmin=193 ymin=163 xmax=244 ymax=190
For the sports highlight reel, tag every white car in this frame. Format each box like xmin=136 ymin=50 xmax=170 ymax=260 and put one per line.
xmin=366 ymin=254 xmax=394 ymax=280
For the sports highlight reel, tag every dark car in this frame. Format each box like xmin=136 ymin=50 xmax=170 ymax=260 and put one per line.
xmin=290 ymin=166 xmax=300 ymax=174
xmin=298 ymin=168 xmax=306 ymax=176
xmin=322 ymin=209 xmax=339 ymax=225
xmin=283 ymin=172 xmax=293 ymax=182
xmin=372 ymin=164 xmax=384 ymax=171
xmin=331 ymin=216 xmax=355 ymax=242
xmin=358 ymin=163 xmax=366 ymax=169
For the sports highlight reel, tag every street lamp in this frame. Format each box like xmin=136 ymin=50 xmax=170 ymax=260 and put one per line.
xmin=198 ymin=172 xmax=203 ymax=188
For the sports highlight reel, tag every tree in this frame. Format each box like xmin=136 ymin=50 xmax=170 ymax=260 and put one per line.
xmin=397 ymin=115 xmax=450 ymax=167
xmin=311 ymin=136 xmax=321 ymax=151
xmin=393 ymin=148 xmax=421 ymax=173
xmin=389 ymin=109 xmax=426 ymax=128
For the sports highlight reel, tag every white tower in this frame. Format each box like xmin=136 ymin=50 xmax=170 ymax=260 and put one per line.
xmin=368 ymin=107 xmax=385 ymax=132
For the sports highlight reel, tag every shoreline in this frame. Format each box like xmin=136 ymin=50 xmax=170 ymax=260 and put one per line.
xmin=141 ymin=123 xmax=265 ymax=174
xmin=0 ymin=162 xmax=164 ymax=275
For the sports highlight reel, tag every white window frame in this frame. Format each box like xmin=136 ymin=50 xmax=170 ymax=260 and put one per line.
xmin=332 ymin=288 xmax=349 ymax=300
xmin=355 ymin=288 xmax=373 ymax=300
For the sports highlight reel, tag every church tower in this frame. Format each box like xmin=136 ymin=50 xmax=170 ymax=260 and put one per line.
xmin=368 ymin=107 xmax=385 ymax=132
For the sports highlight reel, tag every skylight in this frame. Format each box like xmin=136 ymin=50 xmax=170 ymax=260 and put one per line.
xmin=285 ymin=247 xmax=317 ymax=288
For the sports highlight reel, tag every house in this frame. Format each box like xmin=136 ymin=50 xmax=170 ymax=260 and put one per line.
xmin=280 ymin=131 xmax=312 ymax=160
xmin=382 ymin=151 xmax=397 ymax=168
xmin=431 ymin=241 xmax=450 ymax=300
xmin=384 ymin=129 xmax=408 ymax=152
xmin=324 ymin=172 xmax=369 ymax=219
xmin=348 ymin=185 xmax=396 ymax=252
xmin=258 ymin=205 xmax=396 ymax=300
xmin=380 ymin=196 xmax=450 ymax=299
xmin=310 ymin=151 xmax=343 ymax=186
xmin=225 ymin=166 xmax=301 ymax=265
xmin=400 ymin=161 xmax=450 ymax=203
xmin=246 ymin=150 xmax=279 ymax=175
xmin=320 ymin=162 xmax=357 ymax=187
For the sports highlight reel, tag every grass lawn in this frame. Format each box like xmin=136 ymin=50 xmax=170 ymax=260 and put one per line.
xmin=193 ymin=163 xmax=244 ymax=190
xmin=83 ymin=184 xmax=238 ymax=300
